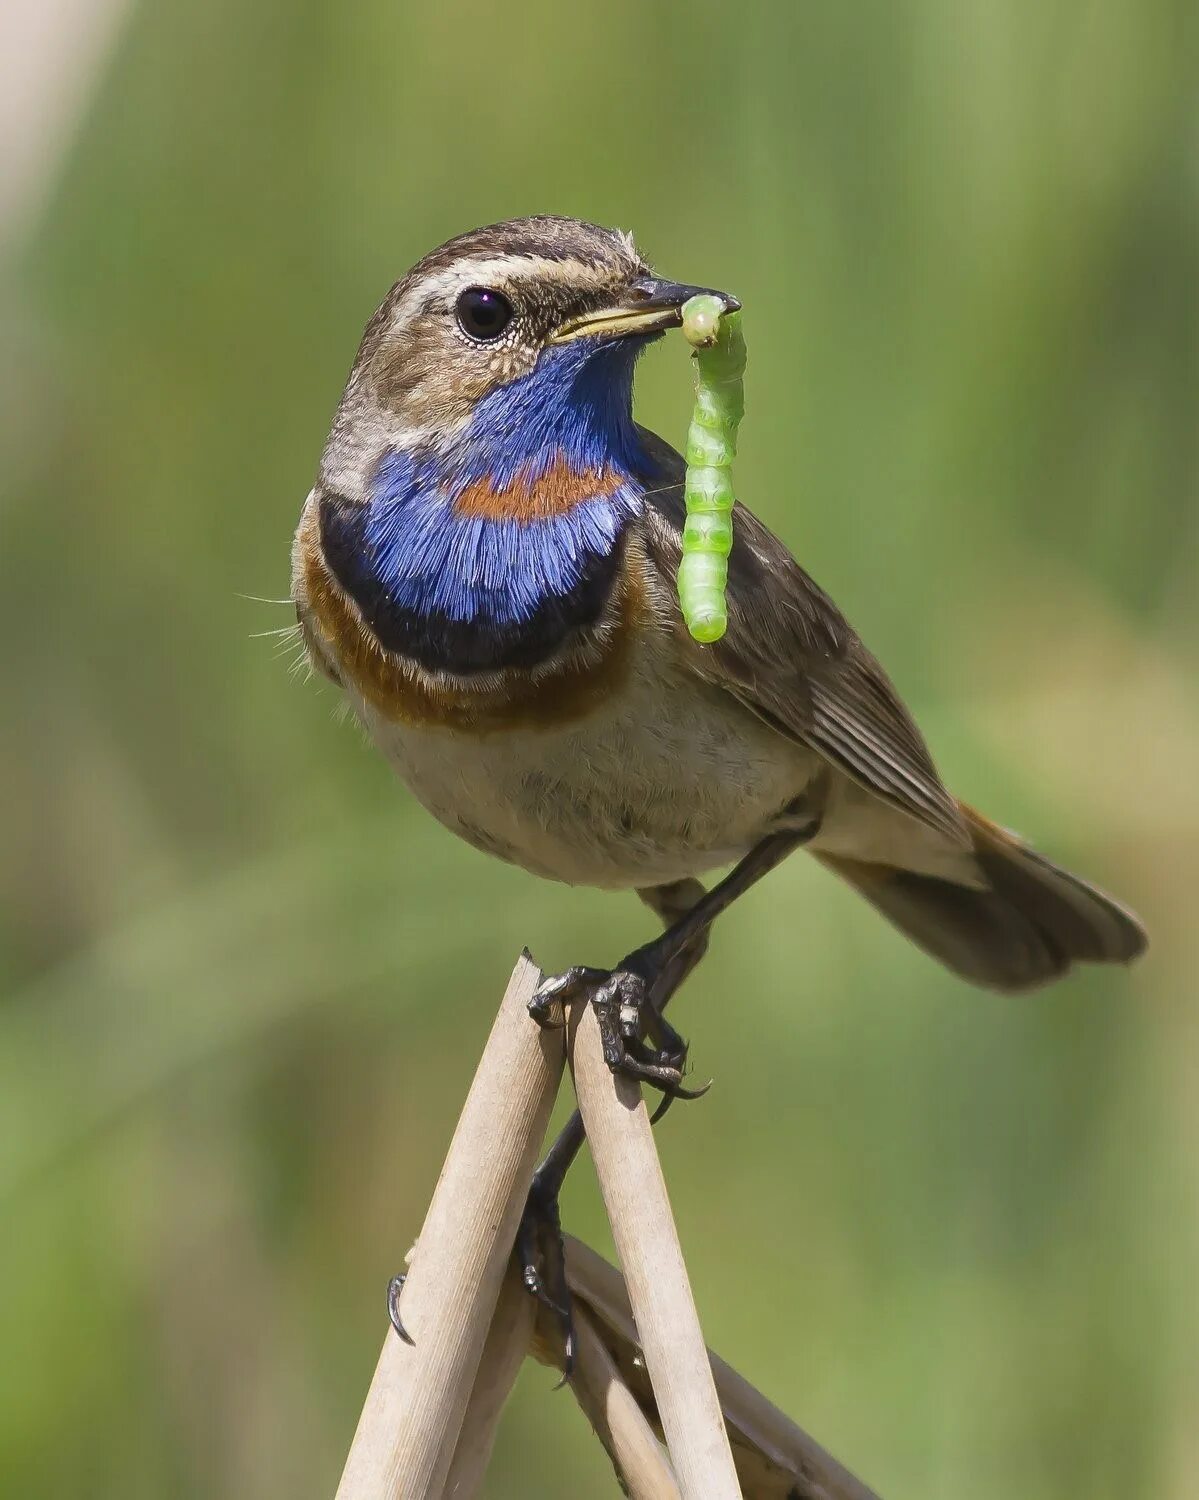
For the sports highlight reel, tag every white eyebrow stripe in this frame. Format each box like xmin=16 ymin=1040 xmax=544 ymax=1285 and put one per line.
xmin=391 ymin=254 xmax=630 ymax=321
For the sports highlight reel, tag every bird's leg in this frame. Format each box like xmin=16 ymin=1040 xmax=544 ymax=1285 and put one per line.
xmin=519 ymin=823 xmax=817 ymax=1367
xmin=515 ymin=877 xmax=707 ymax=1368
xmin=384 ymin=878 xmax=713 ymax=1355
xmin=387 ymin=829 xmax=816 ymax=1354
xmin=528 ymin=823 xmax=816 ymax=1091
xmin=384 ymin=876 xmax=712 ymax=1353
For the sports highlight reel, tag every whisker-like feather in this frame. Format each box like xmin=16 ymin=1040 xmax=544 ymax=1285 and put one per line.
xmin=251 ymin=624 xmax=304 ymax=640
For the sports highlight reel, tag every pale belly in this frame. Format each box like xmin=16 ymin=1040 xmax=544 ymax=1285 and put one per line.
xmin=350 ymin=649 xmax=818 ymax=890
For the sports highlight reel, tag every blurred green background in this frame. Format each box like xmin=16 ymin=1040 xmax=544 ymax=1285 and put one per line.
xmin=1 ymin=0 xmax=1195 ymax=1495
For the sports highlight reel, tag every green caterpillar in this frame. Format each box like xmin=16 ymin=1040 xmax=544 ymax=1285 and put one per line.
xmin=677 ymin=294 xmax=746 ymax=643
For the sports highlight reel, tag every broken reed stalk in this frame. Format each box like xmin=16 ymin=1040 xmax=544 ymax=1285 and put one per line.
xmin=549 ymin=1235 xmax=884 ymax=1500
xmin=568 ymin=1001 xmax=742 ymax=1500
xmin=569 ymin=1301 xmax=682 ymax=1499
xmin=335 ymin=953 xmax=562 ymax=1500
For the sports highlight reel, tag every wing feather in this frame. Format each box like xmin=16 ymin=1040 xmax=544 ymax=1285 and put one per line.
xmin=636 ymin=429 xmax=968 ymax=847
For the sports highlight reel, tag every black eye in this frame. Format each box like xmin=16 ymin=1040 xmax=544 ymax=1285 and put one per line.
xmin=455 ymin=286 xmax=514 ymax=342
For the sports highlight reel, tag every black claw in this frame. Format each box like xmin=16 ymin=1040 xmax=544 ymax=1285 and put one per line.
xmin=675 ymin=1078 xmax=713 ymax=1102
xmin=649 ymin=1075 xmax=711 ymax=1125
xmin=649 ymin=1091 xmax=676 ymax=1126
xmin=387 ymin=1273 xmax=414 ymax=1345
xmin=553 ymin=1330 xmax=574 ymax=1391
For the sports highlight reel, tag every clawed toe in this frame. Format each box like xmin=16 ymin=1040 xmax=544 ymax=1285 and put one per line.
xmin=387 ymin=1273 xmax=414 ymax=1345
xmin=593 ymin=972 xmax=698 ymax=1101
xmin=528 ymin=966 xmax=609 ymax=1028
xmin=531 ymin=960 xmax=702 ymax=1105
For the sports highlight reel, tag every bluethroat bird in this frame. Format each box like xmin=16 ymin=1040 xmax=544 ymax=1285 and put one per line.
xmin=291 ymin=216 xmax=1146 ymax=1337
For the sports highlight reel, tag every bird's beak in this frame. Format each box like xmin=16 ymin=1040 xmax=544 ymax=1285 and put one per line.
xmin=549 ymin=277 xmax=741 ymax=344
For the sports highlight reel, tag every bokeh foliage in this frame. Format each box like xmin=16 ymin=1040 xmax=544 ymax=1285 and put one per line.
xmin=1 ymin=0 xmax=1195 ymax=1495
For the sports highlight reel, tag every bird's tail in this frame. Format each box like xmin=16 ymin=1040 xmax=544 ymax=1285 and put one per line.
xmin=816 ymin=804 xmax=1147 ymax=992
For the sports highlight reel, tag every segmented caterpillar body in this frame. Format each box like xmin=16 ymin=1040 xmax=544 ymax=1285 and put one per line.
xmin=677 ymin=294 xmax=746 ymax=643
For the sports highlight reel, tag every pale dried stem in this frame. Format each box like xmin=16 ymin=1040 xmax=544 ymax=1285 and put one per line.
xmin=569 ymin=1301 xmax=682 ymax=1499
xmin=550 ymin=1235 xmax=883 ymax=1500
xmin=568 ymin=1002 xmax=742 ymax=1499
xmin=335 ymin=951 xmax=880 ymax=1500
xmin=335 ymin=954 xmax=562 ymax=1500
xmin=441 ymin=1260 xmax=537 ymax=1498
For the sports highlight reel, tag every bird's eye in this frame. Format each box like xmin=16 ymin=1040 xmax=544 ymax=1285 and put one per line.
xmin=455 ymin=287 xmax=514 ymax=342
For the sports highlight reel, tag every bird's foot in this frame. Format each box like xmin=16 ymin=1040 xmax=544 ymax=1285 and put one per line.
xmin=528 ymin=960 xmax=707 ymax=1111
xmin=386 ymin=1200 xmax=576 ymax=1376
xmin=516 ymin=1168 xmax=575 ymax=1382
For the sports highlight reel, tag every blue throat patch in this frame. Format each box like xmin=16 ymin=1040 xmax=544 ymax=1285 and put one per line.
xmin=321 ymin=339 xmax=660 ymax=674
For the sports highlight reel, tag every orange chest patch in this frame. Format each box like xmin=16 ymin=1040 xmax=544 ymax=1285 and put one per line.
xmin=452 ymin=459 xmax=624 ymax=523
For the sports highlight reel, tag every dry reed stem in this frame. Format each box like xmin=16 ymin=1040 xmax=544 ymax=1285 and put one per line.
xmin=335 ymin=953 xmax=562 ymax=1500
xmin=533 ymin=1236 xmax=883 ymax=1500
xmin=440 ymin=1259 xmax=537 ymax=1497
xmin=568 ymin=1002 xmax=742 ymax=1499
xmin=569 ymin=1300 xmax=682 ymax=1498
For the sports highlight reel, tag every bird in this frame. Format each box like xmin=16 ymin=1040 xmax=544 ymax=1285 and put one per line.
xmin=291 ymin=213 xmax=1145 ymax=1344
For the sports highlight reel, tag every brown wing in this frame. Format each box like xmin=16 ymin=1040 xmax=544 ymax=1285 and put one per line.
xmin=636 ymin=429 xmax=969 ymax=847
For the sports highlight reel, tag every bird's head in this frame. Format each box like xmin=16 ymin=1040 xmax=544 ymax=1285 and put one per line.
xmin=323 ymin=215 xmax=737 ymax=491
xmin=301 ymin=219 xmax=738 ymax=686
